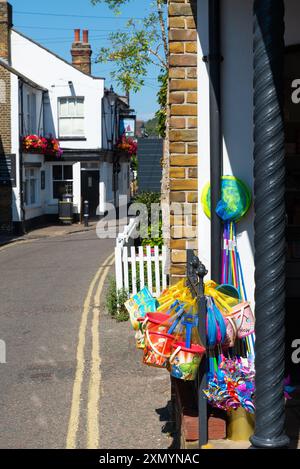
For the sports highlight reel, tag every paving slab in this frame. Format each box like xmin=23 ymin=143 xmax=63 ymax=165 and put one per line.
xmin=99 ymin=282 xmax=173 ymax=450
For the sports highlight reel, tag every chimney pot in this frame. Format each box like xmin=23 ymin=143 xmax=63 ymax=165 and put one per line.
xmin=83 ymin=30 xmax=89 ymax=44
xmin=74 ymin=29 xmax=80 ymax=42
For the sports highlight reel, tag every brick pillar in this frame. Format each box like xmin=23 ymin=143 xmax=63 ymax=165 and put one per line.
xmin=0 ymin=1 xmax=13 ymax=232
xmin=168 ymin=0 xmax=198 ymax=283
xmin=71 ymin=29 xmax=92 ymax=75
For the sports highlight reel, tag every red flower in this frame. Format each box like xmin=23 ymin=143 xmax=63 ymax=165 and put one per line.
xmin=22 ymin=134 xmax=63 ymax=158
xmin=116 ymin=134 xmax=137 ymax=157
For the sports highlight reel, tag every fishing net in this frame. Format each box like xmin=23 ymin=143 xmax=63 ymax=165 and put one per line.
xmin=201 ymin=176 xmax=252 ymax=222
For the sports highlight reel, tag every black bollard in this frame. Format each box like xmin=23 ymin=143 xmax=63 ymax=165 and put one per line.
xmin=84 ymin=200 xmax=89 ymax=227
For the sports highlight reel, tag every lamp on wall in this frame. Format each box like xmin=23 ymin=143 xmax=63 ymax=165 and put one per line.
xmin=108 ymin=85 xmax=117 ymax=108
xmin=108 ymin=85 xmax=117 ymax=150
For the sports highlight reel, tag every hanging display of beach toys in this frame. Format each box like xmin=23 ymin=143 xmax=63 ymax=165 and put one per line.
xmin=128 ymin=280 xmax=205 ymax=379
xmin=200 ymin=175 xmax=257 ymax=416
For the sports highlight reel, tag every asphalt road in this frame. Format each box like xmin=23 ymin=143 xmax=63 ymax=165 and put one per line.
xmin=0 ymin=230 xmax=172 ymax=449
xmin=0 ymin=231 xmax=115 ymax=449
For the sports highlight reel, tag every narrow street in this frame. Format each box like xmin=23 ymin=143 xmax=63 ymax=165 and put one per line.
xmin=0 ymin=231 xmax=171 ymax=449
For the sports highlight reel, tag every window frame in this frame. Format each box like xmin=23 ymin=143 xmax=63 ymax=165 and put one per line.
xmin=58 ymin=96 xmax=85 ymax=139
xmin=51 ymin=163 xmax=74 ymax=201
xmin=24 ymin=167 xmax=40 ymax=208
xmin=25 ymin=92 xmax=37 ymax=135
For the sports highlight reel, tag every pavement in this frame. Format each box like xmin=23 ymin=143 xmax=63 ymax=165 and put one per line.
xmin=0 ymin=221 xmax=98 ymax=248
xmin=0 ymin=229 xmax=172 ymax=449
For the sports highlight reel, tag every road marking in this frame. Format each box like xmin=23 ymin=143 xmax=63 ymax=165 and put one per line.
xmin=66 ymin=252 xmax=115 ymax=449
xmin=87 ymin=261 xmax=113 ymax=449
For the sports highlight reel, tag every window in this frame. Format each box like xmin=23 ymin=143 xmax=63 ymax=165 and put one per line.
xmin=58 ymin=97 xmax=85 ymax=138
xmin=52 ymin=165 xmax=73 ymax=200
xmin=24 ymin=168 xmax=39 ymax=206
xmin=26 ymin=93 xmax=37 ymax=134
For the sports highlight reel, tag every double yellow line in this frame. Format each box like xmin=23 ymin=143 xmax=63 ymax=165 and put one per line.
xmin=66 ymin=252 xmax=115 ymax=449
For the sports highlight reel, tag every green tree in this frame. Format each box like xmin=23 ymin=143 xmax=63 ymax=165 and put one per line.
xmin=91 ymin=0 xmax=167 ymax=135
xmin=144 ymin=117 xmax=159 ymax=137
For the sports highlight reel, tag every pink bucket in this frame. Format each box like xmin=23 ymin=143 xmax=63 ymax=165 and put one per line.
xmin=228 ymin=302 xmax=255 ymax=339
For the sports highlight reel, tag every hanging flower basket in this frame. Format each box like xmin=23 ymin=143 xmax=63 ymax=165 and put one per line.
xmin=116 ymin=135 xmax=137 ymax=157
xmin=22 ymin=134 xmax=63 ymax=158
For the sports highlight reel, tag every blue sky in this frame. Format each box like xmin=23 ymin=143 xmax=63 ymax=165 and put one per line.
xmin=9 ymin=0 xmax=162 ymax=121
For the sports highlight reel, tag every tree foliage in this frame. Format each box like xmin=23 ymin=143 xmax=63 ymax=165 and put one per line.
xmin=91 ymin=0 xmax=168 ymax=135
xmin=144 ymin=116 xmax=159 ymax=137
xmin=155 ymin=69 xmax=167 ymax=138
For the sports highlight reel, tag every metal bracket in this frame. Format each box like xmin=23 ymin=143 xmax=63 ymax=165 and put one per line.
xmin=186 ymin=250 xmax=208 ymax=448
xmin=202 ymin=54 xmax=224 ymax=63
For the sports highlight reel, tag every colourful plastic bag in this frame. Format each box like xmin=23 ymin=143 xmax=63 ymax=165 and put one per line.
xmin=125 ymin=287 xmax=157 ymax=331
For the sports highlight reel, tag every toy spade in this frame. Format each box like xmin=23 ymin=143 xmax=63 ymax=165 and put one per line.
xmin=181 ymin=314 xmax=199 ymax=349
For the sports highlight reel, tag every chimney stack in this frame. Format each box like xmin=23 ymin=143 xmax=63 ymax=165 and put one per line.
xmin=0 ymin=1 xmax=12 ymax=64
xmin=71 ymin=28 xmax=92 ymax=75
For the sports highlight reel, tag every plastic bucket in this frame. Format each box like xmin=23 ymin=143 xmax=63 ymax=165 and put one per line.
xmin=143 ymin=312 xmax=171 ymax=334
xmin=227 ymin=408 xmax=255 ymax=441
xmin=143 ymin=330 xmax=175 ymax=368
xmin=216 ymin=284 xmax=240 ymax=300
xmin=169 ymin=342 xmax=206 ymax=381
xmin=135 ymin=318 xmax=145 ymax=350
xmin=228 ymin=302 xmax=255 ymax=339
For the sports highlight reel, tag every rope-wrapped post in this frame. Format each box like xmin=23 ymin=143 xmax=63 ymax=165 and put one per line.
xmin=250 ymin=0 xmax=289 ymax=449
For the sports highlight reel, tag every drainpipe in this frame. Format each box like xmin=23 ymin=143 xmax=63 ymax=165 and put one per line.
xmin=18 ymin=80 xmax=26 ymax=234
xmin=250 ymin=0 xmax=289 ymax=449
xmin=208 ymin=0 xmax=222 ymax=282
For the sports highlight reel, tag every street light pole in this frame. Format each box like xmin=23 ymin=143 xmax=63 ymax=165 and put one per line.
xmin=250 ymin=0 xmax=289 ymax=449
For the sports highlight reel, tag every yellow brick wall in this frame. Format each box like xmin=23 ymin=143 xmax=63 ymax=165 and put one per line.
xmin=168 ymin=0 xmax=198 ymax=283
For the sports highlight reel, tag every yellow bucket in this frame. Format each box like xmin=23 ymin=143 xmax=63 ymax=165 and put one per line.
xmin=227 ymin=408 xmax=255 ymax=441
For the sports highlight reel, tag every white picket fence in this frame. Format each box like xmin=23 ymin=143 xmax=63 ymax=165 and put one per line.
xmin=115 ymin=245 xmax=168 ymax=298
xmin=116 ymin=218 xmax=137 ymax=249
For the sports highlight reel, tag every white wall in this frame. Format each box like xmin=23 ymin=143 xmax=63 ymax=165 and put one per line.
xmin=11 ymin=30 xmax=104 ymax=150
xmin=221 ymin=0 xmax=254 ymax=304
xmin=197 ymin=0 xmax=211 ymax=275
xmin=197 ymin=0 xmax=300 ymax=305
